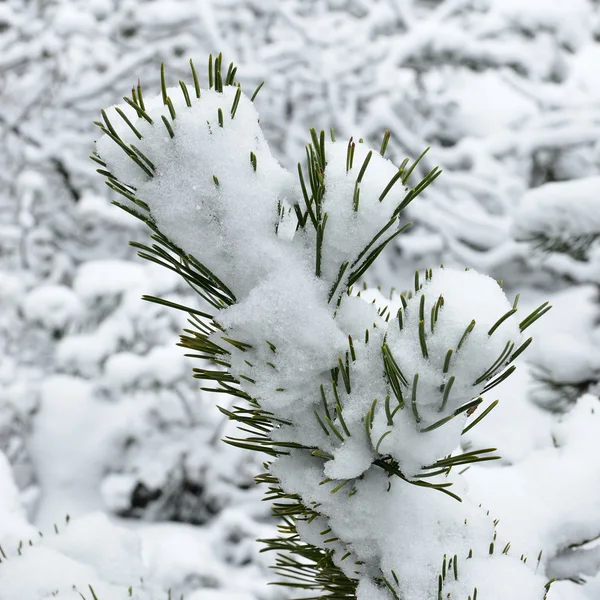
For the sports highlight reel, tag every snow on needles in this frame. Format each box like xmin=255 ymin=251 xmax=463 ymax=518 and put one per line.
xmin=95 ymin=78 xmax=551 ymax=600
xmin=513 ymin=177 xmax=600 ymax=258
xmin=96 ymin=85 xmax=297 ymax=300
xmin=372 ymin=268 xmax=522 ymax=476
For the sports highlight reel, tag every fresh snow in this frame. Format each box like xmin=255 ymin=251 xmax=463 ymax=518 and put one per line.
xmin=2 ymin=0 xmax=600 ymax=599
xmin=513 ymin=177 xmax=600 ymax=257
xmin=92 ymin=76 xmax=563 ymax=599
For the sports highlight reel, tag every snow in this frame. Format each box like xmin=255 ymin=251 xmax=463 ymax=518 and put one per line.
xmin=44 ymin=513 xmax=145 ymax=585
xmin=443 ymin=556 xmax=549 ymax=599
xmin=524 ymin=285 xmax=600 ymax=410
xmin=464 ymin=394 xmax=600 ymax=590
xmin=0 ymin=450 xmax=150 ymax=600
xmin=97 ymin=84 xmax=298 ymax=301
xmin=103 ymin=346 xmax=186 ymax=389
xmin=21 ymin=285 xmax=83 ymax=332
xmin=461 ymin=364 xmax=555 ymax=464
xmin=0 ymin=450 xmax=36 ymax=551
xmin=76 ymin=193 xmax=137 ymax=228
xmin=513 ymin=177 xmax=600 ymax=256
xmin=27 ymin=376 xmax=120 ymax=528
xmin=433 ymin=70 xmax=538 ymax=139
xmin=133 ymin=510 xmax=274 ymax=598
xmin=3 ymin=1 xmax=600 ymax=599
xmin=567 ymin=43 xmax=600 ymax=100
xmin=94 ymin=73 xmax=551 ymax=598
xmin=273 ymin=450 xmax=548 ymax=600
xmin=487 ymin=0 xmax=593 ymax=50
xmin=218 ymin=267 xmax=347 ymax=412
xmin=372 ymin=268 xmax=522 ymax=475
xmin=0 ymin=516 xmax=151 ymax=600
xmin=73 ymin=260 xmax=148 ymax=300
xmin=315 ymin=139 xmax=412 ymax=286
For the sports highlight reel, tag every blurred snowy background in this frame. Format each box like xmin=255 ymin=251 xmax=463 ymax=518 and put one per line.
xmin=2 ymin=0 xmax=600 ymax=598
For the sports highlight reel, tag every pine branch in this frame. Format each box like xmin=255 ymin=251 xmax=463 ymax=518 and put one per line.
xmin=92 ymin=55 xmax=549 ymax=600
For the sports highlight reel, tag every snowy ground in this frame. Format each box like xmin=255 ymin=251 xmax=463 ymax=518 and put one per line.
xmin=2 ymin=0 xmax=600 ymax=598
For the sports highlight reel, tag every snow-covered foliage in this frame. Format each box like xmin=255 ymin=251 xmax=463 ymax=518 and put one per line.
xmin=0 ymin=252 xmax=271 ymax=598
xmin=0 ymin=449 xmax=274 ymax=599
xmin=2 ymin=1 xmax=600 ymax=599
xmin=4 ymin=0 xmax=600 ymax=281
xmin=512 ymin=177 xmax=600 ymax=288
xmin=513 ymin=177 xmax=600 ymax=261
xmin=31 ymin=259 xmax=264 ymax=526
xmin=90 ymin=58 xmax=560 ymax=600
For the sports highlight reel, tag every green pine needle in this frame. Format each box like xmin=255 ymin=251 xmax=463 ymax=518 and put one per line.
xmin=190 ymin=59 xmax=200 ymax=98
xmin=160 ymin=62 xmax=167 ymax=105
xmin=179 ymin=81 xmax=192 ymax=107
xmin=250 ymin=81 xmax=264 ymax=102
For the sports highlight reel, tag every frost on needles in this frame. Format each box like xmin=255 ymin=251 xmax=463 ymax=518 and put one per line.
xmin=94 ymin=55 xmax=553 ymax=600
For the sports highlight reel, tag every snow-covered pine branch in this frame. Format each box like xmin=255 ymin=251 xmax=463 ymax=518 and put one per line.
xmin=512 ymin=177 xmax=600 ymax=262
xmin=94 ymin=55 xmax=553 ymax=600
xmin=510 ymin=176 xmax=600 ymax=414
